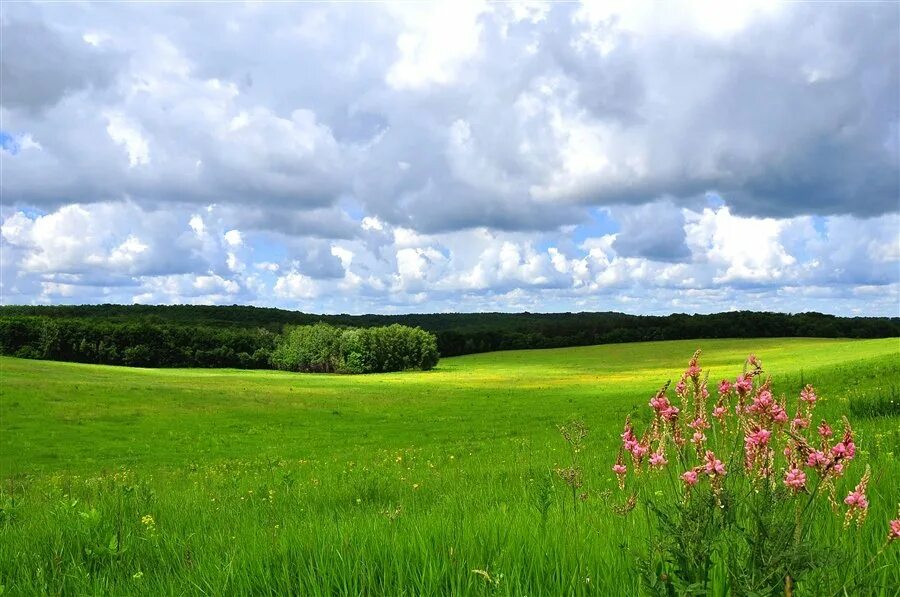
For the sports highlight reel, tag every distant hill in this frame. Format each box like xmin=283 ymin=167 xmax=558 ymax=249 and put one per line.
xmin=0 ymin=304 xmax=897 ymax=368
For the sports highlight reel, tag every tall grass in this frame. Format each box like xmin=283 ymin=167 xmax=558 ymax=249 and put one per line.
xmin=850 ymin=384 xmax=900 ymax=419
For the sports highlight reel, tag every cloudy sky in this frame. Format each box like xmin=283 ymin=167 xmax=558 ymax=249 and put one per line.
xmin=1 ymin=1 xmax=898 ymax=315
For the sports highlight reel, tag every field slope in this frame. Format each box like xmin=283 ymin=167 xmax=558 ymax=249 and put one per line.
xmin=1 ymin=337 xmax=898 ymax=595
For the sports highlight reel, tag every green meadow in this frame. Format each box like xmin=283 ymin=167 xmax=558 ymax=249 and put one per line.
xmin=1 ymin=337 xmax=898 ymax=595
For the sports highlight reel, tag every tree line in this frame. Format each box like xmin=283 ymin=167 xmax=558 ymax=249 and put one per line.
xmin=0 ymin=316 xmax=276 ymax=368
xmin=0 ymin=316 xmax=438 ymax=373
xmin=0 ymin=305 xmax=897 ymax=369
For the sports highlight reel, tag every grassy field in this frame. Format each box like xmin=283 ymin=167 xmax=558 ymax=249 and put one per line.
xmin=1 ymin=337 xmax=898 ymax=595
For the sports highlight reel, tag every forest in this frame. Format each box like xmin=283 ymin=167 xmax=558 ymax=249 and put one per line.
xmin=0 ymin=304 xmax=897 ymax=369
xmin=270 ymin=322 xmax=438 ymax=373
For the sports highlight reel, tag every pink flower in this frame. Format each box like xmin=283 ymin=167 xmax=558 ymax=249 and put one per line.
xmin=745 ymin=428 xmax=772 ymax=448
xmin=889 ymin=518 xmax=900 ymax=542
xmin=747 ymin=354 xmax=760 ymax=368
xmin=686 ymin=362 xmax=701 ymax=379
xmin=844 ymin=490 xmax=869 ymax=510
xmin=835 ymin=426 xmax=856 ymax=460
xmin=691 ymin=431 xmax=706 ymax=445
xmin=681 ymin=470 xmax=699 ymax=486
xmin=703 ymin=450 xmax=726 ymax=476
xmin=806 ymin=450 xmax=828 ymax=468
xmin=844 ymin=466 xmax=872 ymax=527
xmin=833 ymin=462 xmax=844 ymax=476
xmin=792 ymin=416 xmax=809 ymax=429
xmin=735 ymin=374 xmax=753 ymax=394
xmin=613 ymin=453 xmax=628 ymax=489
xmin=649 ymin=452 xmax=667 ymax=468
xmin=832 ymin=441 xmax=855 ymax=460
xmin=772 ymin=405 xmax=789 ymax=424
xmin=631 ymin=444 xmax=649 ymax=459
xmin=621 ymin=423 xmax=638 ymax=452
xmin=784 ymin=467 xmax=806 ymax=491
xmin=748 ymin=390 xmax=775 ymax=415
xmin=718 ymin=379 xmax=732 ymax=395
xmin=799 ymin=385 xmax=817 ymax=405
xmin=712 ymin=406 xmax=727 ymax=420
xmin=661 ymin=406 xmax=680 ymax=421
xmin=649 ymin=395 xmax=670 ymax=412
xmin=675 ymin=380 xmax=688 ymax=396
xmin=818 ymin=420 xmax=833 ymax=438
xmin=688 ymin=417 xmax=709 ymax=431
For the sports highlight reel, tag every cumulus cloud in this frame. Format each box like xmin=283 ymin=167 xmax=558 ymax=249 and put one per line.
xmin=0 ymin=1 xmax=897 ymax=314
xmin=1 ymin=199 xmax=897 ymax=314
xmin=0 ymin=16 xmax=121 ymax=112
xmin=685 ymin=207 xmax=796 ymax=284
xmin=610 ymin=200 xmax=691 ymax=262
xmin=0 ymin=203 xmax=201 ymax=276
xmin=273 ymin=271 xmax=319 ymax=300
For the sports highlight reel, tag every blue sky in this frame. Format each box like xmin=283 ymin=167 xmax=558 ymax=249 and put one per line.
xmin=1 ymin=1 xmax=898 ymax=315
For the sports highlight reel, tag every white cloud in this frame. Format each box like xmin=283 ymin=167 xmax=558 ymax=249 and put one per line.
xmin=106 ymin=113 xmax=150 ymax=167
xmin=189 ymin=215 xmax=206 ymax=236
xmin=685 ymin=206 xmax=796 ymax=283
xmin=226 ymin=252 xmax=244 ymax=273
xmin=0 ymin=2 xmax=896 ymax=315
xmin=194 ymin=273 xmax=239 ymax=294
xmin=386 ymin=1 xmax=488 ymax=90
xmin=273 ymin=271 xmax=319 ymax=300
xmin=41 ymin=281 xmax=76 ymax=297
xmin=108 ymin=235 xmax=149 ymax=268
xmin=132 ymin=272 xmax=244 ymax=305
xmin=330 ymin=245 xmax=354 ymax=269
xmin=224 ymin=229 xmax=242 ymax=247
xmin=575 ymin=0 xmax=782 ymax=39
xmin=254 ymin=262 xmax=280 ymax=272
xmin=361 ymin=216 xmax=384 ymax=231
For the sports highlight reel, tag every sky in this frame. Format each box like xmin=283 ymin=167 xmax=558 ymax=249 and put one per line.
xmin=1 ymin=1 xmax=898 ymax=316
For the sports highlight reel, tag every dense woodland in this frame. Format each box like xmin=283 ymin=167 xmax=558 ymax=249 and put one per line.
xmin=0 ymin=304 xmax=897 ymax=369
xmin=270 ymin=323 xmax=438 ymax=373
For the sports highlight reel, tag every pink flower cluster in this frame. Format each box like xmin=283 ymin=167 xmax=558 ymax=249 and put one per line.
xmin=783 ymin=467 xmax=806 ymax=491
xmin=620 ymin=420 xmax=649 ymax=462
xmin=843 ymin=466 xmax=871 ymax=528
xmin=799 ymin=384 xmax=816 ymax=404
xmin=681 ymin=470 xmax=698 ymax=486
xmin=704 ymin=450 xmax=726 ymax=476
xmin=649 ymin=452 xmax=668 ymax=468
xmin=745 ymin=388 xmax=789 ymax=424
xmin=890 ymin=516 xmax=900 ymax=542
xmin=679 ymin=450 xmax=726 ymax=488
xmin=734 ymin=374 xmax=754 ymax=395
xmin=611 ymin=350 xmax=892 ymax=535
xmin=649 ymin=392 xmax=679 ymax=422
xmin=745 ymin=427 xmax=771 ymax=448
xmin=806 ymin=450 xmax=828 ymax=468
xmin=844 ymin=490 xmax=868 ymax=510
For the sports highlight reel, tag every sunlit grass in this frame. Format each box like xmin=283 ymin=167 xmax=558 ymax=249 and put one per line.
xmin=0 ymin=337 xmax=897 ymax=595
